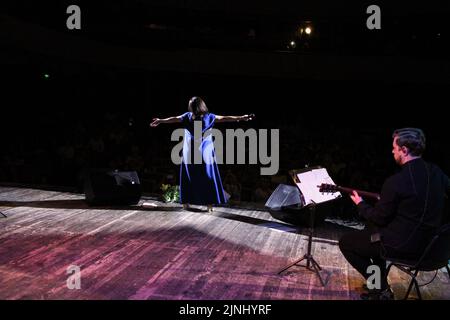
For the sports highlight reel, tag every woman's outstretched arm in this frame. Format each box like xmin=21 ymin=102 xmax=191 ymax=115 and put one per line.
xmin=215 ymin=114 xmax=254 ymax=123
xmin=150 ymin=115 xmax=184 ymax=127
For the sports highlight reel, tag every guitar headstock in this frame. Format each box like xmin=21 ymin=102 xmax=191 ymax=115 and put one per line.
xmin=318 ymin=183 xmax=339 ymax=193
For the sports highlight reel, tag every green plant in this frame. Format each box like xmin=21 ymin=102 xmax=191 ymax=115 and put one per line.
xmin=161 ymin=184 xmax=180 ymax=203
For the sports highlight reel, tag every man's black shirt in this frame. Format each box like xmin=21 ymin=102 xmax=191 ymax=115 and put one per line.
xmin=357 ymin=158 xmax=449 ymax=257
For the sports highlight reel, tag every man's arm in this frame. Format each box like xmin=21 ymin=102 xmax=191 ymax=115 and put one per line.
xmin=355 ymin=176 xmax=399 ymax=226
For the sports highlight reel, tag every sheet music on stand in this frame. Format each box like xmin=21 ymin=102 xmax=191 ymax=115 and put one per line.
xmin=295 ymin=168 xmax=341 ymax=205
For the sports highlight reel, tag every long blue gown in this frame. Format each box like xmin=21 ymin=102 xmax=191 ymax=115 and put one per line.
xmin=179 ymin=112 xmax=227 ymax=205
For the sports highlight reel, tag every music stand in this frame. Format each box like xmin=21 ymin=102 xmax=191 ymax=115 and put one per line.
xmin=0 ymin=211 xmax=6 ymax=218
xmin=277 ymin=166 xmax=341 ymax=287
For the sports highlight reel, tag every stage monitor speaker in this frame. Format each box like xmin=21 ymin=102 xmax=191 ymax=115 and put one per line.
xmin=84 ymin=169 xmax=141 ymax=206
xmin=265 ymin=184 xmax=331 ymax=227
xmin=265 ymin=184 xmax=303 ymax=209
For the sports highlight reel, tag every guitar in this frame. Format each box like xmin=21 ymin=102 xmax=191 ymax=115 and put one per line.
xmin=318 ymin=183 xmax=381 ymax=201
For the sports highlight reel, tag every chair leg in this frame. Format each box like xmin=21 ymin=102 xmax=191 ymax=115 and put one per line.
xmin=403 ymin=269 xmax=420 ymax=300
xmin=403 ymin=278 xmax=415 ymax=300
xmin=413 ymin=278 xmax=422 ymax=300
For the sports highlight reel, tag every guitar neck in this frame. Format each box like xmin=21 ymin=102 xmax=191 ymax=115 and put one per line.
xmin=337 ymin=186 xmax=381 ymax=201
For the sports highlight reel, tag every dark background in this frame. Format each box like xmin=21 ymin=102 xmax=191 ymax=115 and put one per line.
xmin=1 ymin=1 xmax=449 ymax=219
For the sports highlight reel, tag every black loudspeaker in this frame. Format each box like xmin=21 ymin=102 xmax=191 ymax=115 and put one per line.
xmin=84 ymin=169 xmax=141 ymax=206
xmin=265 ymin=184 xmax=329 ymax=226
xmin=265 ymin=184 xmax=303 ymax=209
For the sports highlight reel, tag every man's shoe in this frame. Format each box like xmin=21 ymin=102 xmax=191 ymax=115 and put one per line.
xmin=360 ymin=287 xmax=394 ymax=300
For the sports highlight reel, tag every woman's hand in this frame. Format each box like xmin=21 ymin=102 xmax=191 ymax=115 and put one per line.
xmin=150 ymin=118 xmax=161 ymax=127
xmin=241 ymin=114 xmax=254 ymax=121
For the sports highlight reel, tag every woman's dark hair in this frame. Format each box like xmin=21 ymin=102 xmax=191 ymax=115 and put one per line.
xmin=393 ymin=127 xmax=426 ymax=156
xmin=188 ymin=96 xmax=208 ymax=116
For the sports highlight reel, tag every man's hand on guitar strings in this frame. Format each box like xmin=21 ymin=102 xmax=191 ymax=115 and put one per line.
xmin=350 ymin=190 xmax=363 ymax=205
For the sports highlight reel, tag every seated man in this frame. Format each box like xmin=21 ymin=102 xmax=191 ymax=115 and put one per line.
xmin=339 ymin=128 xmax=450 ymax=300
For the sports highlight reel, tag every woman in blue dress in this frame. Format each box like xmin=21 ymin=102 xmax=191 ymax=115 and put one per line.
xmin=150 ymin=97 xmax=253 ymax=212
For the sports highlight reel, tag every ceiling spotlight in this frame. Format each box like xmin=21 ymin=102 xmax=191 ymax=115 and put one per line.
xmin=305 ymin=27 xmax=312 ymax=35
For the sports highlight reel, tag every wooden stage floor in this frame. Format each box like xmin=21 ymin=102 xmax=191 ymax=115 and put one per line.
xmin=0 ymin=186 xmax=449 ymax=300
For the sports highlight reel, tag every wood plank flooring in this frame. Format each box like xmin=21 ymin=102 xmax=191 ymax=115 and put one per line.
xmin=0 ymin=186 xmax=449 ymax=300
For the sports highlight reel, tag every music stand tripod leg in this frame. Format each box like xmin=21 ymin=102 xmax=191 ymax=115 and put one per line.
xmin=309 ymin=257 xmax=325 ymax=286
xmin=0 ymin=211 xmax=6 ymax=218
xmin=277 ymin=204 xmax=326 ymax=286
xmin=277 ymin=254 xmax=307 ymax=274
xmin=307 ymin=205 xmax=326 ymax=285
xmin=297 ymin=236 xmax=326 ymax=286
